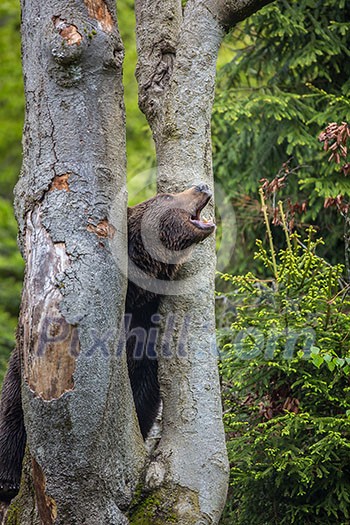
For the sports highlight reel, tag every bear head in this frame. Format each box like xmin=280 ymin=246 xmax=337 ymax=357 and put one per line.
xmin=127 ymin=183 xmax=215 ymax=284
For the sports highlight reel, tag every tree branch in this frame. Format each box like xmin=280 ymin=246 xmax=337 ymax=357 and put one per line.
xmin=155 ymin=0 xmax=225 ymax=185
xmin=134 ymin=1 xmax=230 ymax=523
xmin=206 ymin=0 xmax=275 ymax=29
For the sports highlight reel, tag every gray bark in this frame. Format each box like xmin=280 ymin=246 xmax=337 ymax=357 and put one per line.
xmin=4 ymin=0 xmax=145 ymax=523
xmin=134 ymin=0 xmax=273 ymax=524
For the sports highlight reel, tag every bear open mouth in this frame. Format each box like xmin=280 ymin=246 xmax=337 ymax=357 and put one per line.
xmin=190 ymin=196 xmax=215 ymax=230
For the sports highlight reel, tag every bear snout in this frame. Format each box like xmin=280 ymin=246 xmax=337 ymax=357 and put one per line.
xmin=193 ymin=182 xmax=211 ymax=195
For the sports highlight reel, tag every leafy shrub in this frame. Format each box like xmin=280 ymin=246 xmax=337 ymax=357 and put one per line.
xmin=218 ymin=198 xmax=350 ymax=524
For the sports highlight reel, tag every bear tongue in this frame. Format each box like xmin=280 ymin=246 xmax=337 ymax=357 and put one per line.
xmin=190 ymin=218 xmax=215 ymax=230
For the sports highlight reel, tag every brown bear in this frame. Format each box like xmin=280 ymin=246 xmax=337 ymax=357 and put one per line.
xmin=0 ymin=183 xmax=215 ymax=502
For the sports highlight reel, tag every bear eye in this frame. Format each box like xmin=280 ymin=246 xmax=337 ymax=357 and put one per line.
xmin=164 ymin=195 xmax=174 ymax=201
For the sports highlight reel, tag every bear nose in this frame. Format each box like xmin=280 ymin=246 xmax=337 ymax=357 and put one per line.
xmin=193 ymin=182 xmax=211 ymax=195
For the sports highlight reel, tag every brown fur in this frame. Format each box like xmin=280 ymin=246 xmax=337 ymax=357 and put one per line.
xmin=126 ymin=184 xmax=215 ymax=438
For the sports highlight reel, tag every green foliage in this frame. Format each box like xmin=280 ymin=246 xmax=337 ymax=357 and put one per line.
xmin=214 ymin=14 xmax=350 ymax=518
xmin=221 ymin=413 xmax=350 ymax=524
xmin=0 ymin=198 xmax=23 ymax=384
xmin=218 ymin=202 xmax=350 ymax=524
xmin=0 ymin=0 xmax=23 ymax=198
xmin=212 ymin=0 xmax=350 ymax=272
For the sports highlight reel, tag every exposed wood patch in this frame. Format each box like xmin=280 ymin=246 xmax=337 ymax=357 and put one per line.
xmin=22 ymin=208 xmax=80 ymax=401
xmin=28 ymin=307 xmax=79 ymax=399
xmin=50 ymin=173 xmax=70 ymax=192
xmin=84 ymin=0 xmax=114 ymax=33
xmin=32 ymin=458 xmax=57 ymax=525
xmin=87 ymin=218 xmax=116 ymax=238
xmin=53 ymin=16 xmax=82 ymax=46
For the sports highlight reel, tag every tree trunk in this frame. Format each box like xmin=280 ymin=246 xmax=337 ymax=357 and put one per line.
xmin=133 ymin=1 xmax=273 ymax=523
xmin=3 ymin=0 xmax=145 ymax=523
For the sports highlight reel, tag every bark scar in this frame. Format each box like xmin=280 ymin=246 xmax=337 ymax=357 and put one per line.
xmin=50 ymin=173 xmax=70 ymax=192
xmin=53 ymin=16 xmax=82 ymax=45
xmin=32 ymin=458 xmax=57 ymax=524
xmin=139 ymin=45 xmax=175 ymax=119
xmin=145 ymin=50 xmax=175 ymax=94
xmin=87 ymin=218 xmax=116 ymax=238
xmin=22 ymin=209 xmax=80 ymax=401
xmin=84 ymin=0 xmax=114 ymax=32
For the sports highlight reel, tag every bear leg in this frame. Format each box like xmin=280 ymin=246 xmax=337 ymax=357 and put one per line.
xmin=0 ymin=346 xmax=26 ymax=502
xmin=129 ymin=358 xmax=161 ymax=440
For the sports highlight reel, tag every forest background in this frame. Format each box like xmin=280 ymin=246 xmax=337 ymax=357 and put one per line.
xmin=0 ymin=0 xmax=350 ymax=523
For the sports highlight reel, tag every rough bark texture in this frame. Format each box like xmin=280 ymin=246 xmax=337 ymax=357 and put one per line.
xmin=134 ymin=0 xmax=273 ymax=524
xmin=4 ymin=0 xmax=145 ymax=523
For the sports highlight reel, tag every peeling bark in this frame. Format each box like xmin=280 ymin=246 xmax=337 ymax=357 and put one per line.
xmin=31 ymin=458 xmax=57 ymax=525
xmin=49 ymin=173 xmax=70 ymax=192
xmin=84 ymin=0 xmax=115 ymax=33
xmin=21 ymin=207 xmax=78 ymax=401
xmin=87 ymin=218 xmax=116 ymax=239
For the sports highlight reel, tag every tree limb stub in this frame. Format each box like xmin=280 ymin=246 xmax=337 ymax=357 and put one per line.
xmin=53 ymin=17 xmax=82 ymax=46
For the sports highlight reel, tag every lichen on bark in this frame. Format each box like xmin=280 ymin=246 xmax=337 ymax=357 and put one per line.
xmin=129 ymin=485 xmax=201 ymax=525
